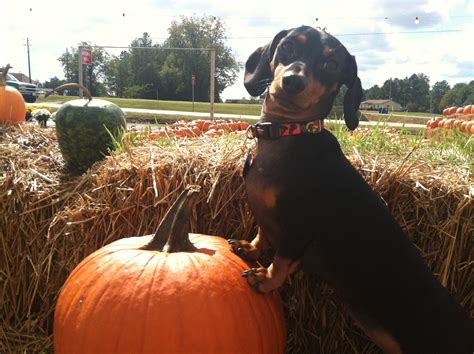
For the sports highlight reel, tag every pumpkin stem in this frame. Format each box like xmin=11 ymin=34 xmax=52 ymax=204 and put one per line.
xmin=142 ymin=186 xmax=201 ymax=253
xmin=1 ymin=64 xmax=12 ymax=86
xmin=45 ymin=83 xmax=93 ymax=103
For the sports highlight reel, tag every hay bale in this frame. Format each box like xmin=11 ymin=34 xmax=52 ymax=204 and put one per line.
xmin=0 ymin=123 xmax=472 ymax=353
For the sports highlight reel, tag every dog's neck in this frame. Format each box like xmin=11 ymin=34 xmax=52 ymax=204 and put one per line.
xmin=260 ymin=112 xmax=325 ymax=124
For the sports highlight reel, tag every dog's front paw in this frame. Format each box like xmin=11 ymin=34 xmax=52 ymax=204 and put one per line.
xmin=242 ymin=267 xmax=273 ymax=293
xmin=228 ymin=239 xmax=261 ymax=261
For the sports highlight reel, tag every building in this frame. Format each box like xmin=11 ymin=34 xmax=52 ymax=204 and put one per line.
xmin=360 ymin=99 xmax=402 ymax=112
xmin=11 ymin=72 xmax=32 ymax=83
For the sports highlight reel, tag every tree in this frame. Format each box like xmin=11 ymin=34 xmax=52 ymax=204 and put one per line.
xmin=381 ymin=78 xmax=406 ymax=106
xmin=58 ymin=43 xmax=109 ymax=96
xmin=105 ymin=51 xmax=131 ymax=97
xmin=439 ymin=81 xmax=474 ymax=109
xmin=430 ymin=81 xmax=450 ymax=113
xmin=41 ymin=76 xmax=67 ymax=89
xmin=364 ymin=85 xmax=383 ymax=100
xmin=405 ymin=73 xmax=430 ymax=112
xmin=162 ymin=16 xmax=240 ymax=102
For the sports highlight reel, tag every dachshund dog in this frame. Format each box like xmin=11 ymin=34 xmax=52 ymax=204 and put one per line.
xmin=228 ymin=26 xmax=473 ymax=354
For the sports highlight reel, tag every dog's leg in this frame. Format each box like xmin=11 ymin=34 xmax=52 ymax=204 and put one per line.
xmin=347 ymin=307 xmax=402 ymax=354
xmin=242 ymin=256 xmax=300 ymax=293
xmin=228 ymin=228 xmax=270 ymax=261
xmin=357 ymin=324 xmax=402 ymax=354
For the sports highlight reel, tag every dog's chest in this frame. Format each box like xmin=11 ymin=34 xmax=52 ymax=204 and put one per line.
xmin=244 ymin=137 xmax=325 ymax=213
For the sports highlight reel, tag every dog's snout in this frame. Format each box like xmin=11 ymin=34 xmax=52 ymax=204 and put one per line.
xmin=290 ymin=62 xmax=304 ymax=74
xmin=282 ymin=73 xmax=307 ymax=95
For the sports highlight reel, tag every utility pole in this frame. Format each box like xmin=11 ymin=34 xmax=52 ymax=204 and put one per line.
xmin=26 ymin=38 xmax=32 ymax=83
xmin=66 ymin=48 xmax=70 ymax=81
xmin=210 ymin=48 xmax=216 ymax=120
xmin=78 ymin=46 xmax=83 ymax=97
xmin=26 ymin=8 xmax=32 ymax=83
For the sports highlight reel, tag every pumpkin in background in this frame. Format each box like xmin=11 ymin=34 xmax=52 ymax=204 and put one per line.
xmin=463 ymin=105 xmax=472 ymax=115
xmin=447 ymin=106 xmax=458 ymax=116
xmin=0 ymin=64 xmax=26 ymax=124
xmin=468 ymin=121 xmax=474 ymax=134
xmin=442 ymin=108 xmax=449 ymax=116
xmin=456 ymin=107 xmax=464 ymax=114
xmin=54 ymin=186 xmax=286 ymax=354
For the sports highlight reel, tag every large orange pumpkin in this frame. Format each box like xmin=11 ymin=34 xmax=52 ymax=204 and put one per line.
xmin=54 ymin=186 xmax=286 ymax=354
xmin=0 ymin=64 xmax=26 ymax=124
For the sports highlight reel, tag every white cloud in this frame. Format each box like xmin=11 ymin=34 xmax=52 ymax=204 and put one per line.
xmin=2 ymin=0 xmax=472 ymax=100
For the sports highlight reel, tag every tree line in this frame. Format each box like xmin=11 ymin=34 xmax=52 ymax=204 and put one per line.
xmin=40 ymin=16 xmax=473 ymax=112
xmin=42 ymin=16 xmax=240 ymax=103
xmin=362 ymin=74 xmax=474 ymax=113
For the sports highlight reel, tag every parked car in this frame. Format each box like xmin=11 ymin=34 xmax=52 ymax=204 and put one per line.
xmin=0 ymin=71 xmax=39 ymax=103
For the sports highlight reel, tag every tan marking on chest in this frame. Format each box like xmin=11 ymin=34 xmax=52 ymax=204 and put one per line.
xmin=255 ymin=186 xmax=278 ymax=209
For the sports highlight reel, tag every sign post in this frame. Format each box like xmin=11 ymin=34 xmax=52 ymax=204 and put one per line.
xmin=78 ymin=47 xmax=92 ymax=98
xmin=191 ymin=74 xmax=196 ymax=112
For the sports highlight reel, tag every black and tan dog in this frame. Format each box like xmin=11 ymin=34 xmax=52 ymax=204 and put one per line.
xmin=228 ymin=26 xmax=473 ymax=354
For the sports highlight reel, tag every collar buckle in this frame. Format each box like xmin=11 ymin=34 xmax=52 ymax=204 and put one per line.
xmin=305 ymin=121 xmax=322 ymax=134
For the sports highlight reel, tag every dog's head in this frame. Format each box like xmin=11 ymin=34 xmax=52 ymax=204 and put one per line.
xmin=244 ymin=26 xmax=363 ymax=130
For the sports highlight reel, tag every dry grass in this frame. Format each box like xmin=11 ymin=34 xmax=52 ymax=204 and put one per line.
xmin=0 ymin=123 xmax=472 ymax=353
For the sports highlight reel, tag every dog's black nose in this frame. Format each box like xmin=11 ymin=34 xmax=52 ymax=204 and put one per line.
xmin=282 ymin=74 xmax=307 ymax=94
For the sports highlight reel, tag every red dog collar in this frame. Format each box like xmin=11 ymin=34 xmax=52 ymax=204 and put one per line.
xmin=247 ymin=120 xmax=324 ymax=139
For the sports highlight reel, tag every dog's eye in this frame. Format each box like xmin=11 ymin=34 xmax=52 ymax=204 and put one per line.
xmin=279 ymin=41 xmax=296 ymax=61
xmin=323 ymin=59 xmax=338 ymax=71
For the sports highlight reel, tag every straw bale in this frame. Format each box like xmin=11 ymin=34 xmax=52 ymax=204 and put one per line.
xmin=0 ymin=123 xmax=472 ymax=353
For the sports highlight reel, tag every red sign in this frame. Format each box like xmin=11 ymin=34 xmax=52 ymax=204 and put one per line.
xmin=191 ymin=74 xmax=196 ymax=86
xmin=81 ymin=47 xmax=92 ymax=65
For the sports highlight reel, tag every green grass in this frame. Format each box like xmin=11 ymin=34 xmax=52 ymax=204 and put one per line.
xmin=38 ymin=95 xmax=262 ymax=116
xmin=328 ymin=118 xmax=472 ymax=170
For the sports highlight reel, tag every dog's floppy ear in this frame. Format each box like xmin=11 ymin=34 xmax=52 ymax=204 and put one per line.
xmin=244 ymin=30 xmax=288 ymax=97
xmin=343 ymin=55 xmax=363 ymax=130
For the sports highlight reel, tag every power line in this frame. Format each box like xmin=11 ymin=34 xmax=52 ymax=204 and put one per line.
xmin=149 ymin=28 xmax=467 ymax=42
xmin=87 ymin=45 xmax=214 ymax=51
xmin=225 ymin=29 xmax=465 ymax=40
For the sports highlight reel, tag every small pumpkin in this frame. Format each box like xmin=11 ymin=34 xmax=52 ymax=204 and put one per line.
xmin=54 ymin=186 xmax=286 ymax=354
xmin=0 ymin=64 xmax=26 ymax=124
xmin=463 ymin=105 xmax=472 ymax=115
xmin=447 ymin=106 xmax=458 ymax=116
xmin=467 ymin=121 xmax=474 ymax=135
xmin=46 ymin=83 xmax=126 ymax=172
xmin=444 ymin=118 xmax=455 ymax=129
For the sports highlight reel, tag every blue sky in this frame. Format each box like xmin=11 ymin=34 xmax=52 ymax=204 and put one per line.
xmin=3 ymin=0 xmax=473 ymax=100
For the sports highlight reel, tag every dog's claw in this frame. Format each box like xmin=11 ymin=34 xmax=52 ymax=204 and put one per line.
xmin=242 ymin=268 xmax=256 ymax=277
